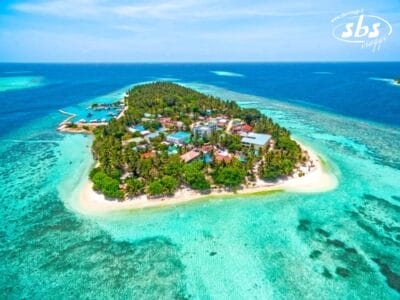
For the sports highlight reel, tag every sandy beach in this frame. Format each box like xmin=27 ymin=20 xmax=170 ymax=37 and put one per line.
xmin=76 ymin=143 xmax=337 ymax=215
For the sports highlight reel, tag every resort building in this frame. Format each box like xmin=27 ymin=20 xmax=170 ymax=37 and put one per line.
xmin=128 ymin=124 xmax=145 ymax=133
xmin=215 ymin=150 xmax=232 ymax=163
xmin=201 ymin=145 xmax=214 ymax=153
xmin=216 ymin=118 xmax=228 ymax=127
xmin=241 ymin=132 xmax=272 ymax=150
xmin=241 ymin=124 xmax=253 ymax=132
xmin=192 ymin=121 xmax=217 ymax=138
xmin=180 ymin=149 xmax=201 ymax=163
xmin=122 ymin=137 xmax=145 ymax=146
xmin=132 ymin=144 xmax=147 ymax=151
xmin=166 ymin=131 xmax=191 ymax=145
xmin=159 ymin=117 xmax=173 ymax=128
xmin=141 ymin=151 xmax=155 ymax=159
xmin=232 ymin=118 xmax=242 ymax=126
xmin=140 ymin=130 xmax=151 ymax=136
xmin=231 ymin=120 xmax=245 ymax=133
xmin=145 ymin=131 xmax=162 ymax=141
xmin=144 ymin=113 xmax=155 ymax=118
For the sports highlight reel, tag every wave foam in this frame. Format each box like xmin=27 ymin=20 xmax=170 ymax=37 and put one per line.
xmin=211 ymin=71 xmax=244 ymax=77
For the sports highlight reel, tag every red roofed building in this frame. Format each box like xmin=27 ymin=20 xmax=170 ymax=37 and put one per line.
xmin=241 ymin=124 xmax=253 ymax=132
xmin=159 ymin=117 xmax=173 ymax=128
xmin=141 ymin=151 xmax=155 ymax=159
xmin=201 ymin=145 xmax=213 ymax=153
xmin=180 ymin=149 xmax=201 ymax=163
xmin=215 ymin=151 xmax=232 ymax=163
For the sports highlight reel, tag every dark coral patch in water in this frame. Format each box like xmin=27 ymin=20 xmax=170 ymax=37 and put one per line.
xmin=364 ymin=194 xmax=400 ymax=214
xmin=344 ymin=247 xmax=358 ymax=254
xmin=326 ymin=239 xmax=346 ymax=248
xmin=209 ymin=251 xmax=217 ymax=256
xmin=309 ymin=250 xmax=322 ymax=259
xmin=316 ymin=228 xmax=330 ymax=237
xmin=372 ymin=258 xmax=400 ymax=293
xmin=335 ymin=267 xmax=350 ymax=277
xmin=297 ymin=219 xmax=311 ymax=231
xmin=322 ymin=267 xmax=333 ymax=279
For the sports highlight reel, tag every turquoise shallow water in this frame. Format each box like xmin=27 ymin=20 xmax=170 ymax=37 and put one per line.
xmin=0 ymin=76 xmax=45 ymax=92
xmin=1 ymin=78 xmax=400 ymax=298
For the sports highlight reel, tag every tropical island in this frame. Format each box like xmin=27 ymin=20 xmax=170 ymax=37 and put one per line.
xmin=394 ymin=79 xmax=400 ymax=85
xmin=71 ymin=82 xmax=335 ymax=212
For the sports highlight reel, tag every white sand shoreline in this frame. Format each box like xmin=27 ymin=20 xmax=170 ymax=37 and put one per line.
xmin=76 ymin=143 xmax=337 ymax=215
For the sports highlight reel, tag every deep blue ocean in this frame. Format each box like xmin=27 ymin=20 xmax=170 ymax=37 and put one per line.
xmin=0 ymin=63 xmax=399 ymax=299
xmin=1 ymin=63 xmax=399 ymax=137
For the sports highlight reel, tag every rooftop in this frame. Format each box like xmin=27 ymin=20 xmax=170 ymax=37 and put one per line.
xmin=241 ymin=132 xmax=271 ymax=146
xmin=122 ymin=137 xmax=145 ymax=146
xmin=129 ymin=124 xmax=145 ymax=133
xmin=140 ymin=130 xmax=151 ymax=136
xmin=181 ymin=149 xmax=201 ymax=163
xmin=241 ymin=124 xmax=253 ymax=132
xmin=141 ymin=151 xmax=155 ymax=159
xmin=146 ymin=131 xmax=161 ymax=139
xmin=167 ymin=131 xmax=191 ymax=140
xmin=129 ymin=137 xmax=145 ymax=143
xmin=166 ymin=131 xmax=191 ymax=145
xmin=215 ymin=151 xmax=232 ymax=163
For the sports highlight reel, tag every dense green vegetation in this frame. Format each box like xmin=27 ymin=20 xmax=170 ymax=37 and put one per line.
xmin=212 ymin=159 xmax=247 ymax=189
xmin=90 ymin=168 xmax=124 ymax=199
xmin=183 ymin=161 xmax=211 ymax=191
xmin=89 ymin=82 xmax=304 ymax=200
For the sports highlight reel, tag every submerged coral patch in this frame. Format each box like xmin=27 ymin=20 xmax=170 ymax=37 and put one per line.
xmin=372 ymin=258 xmax=400 ymax=293
xmin=335 ymin=267 xmax=350 ymax=278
